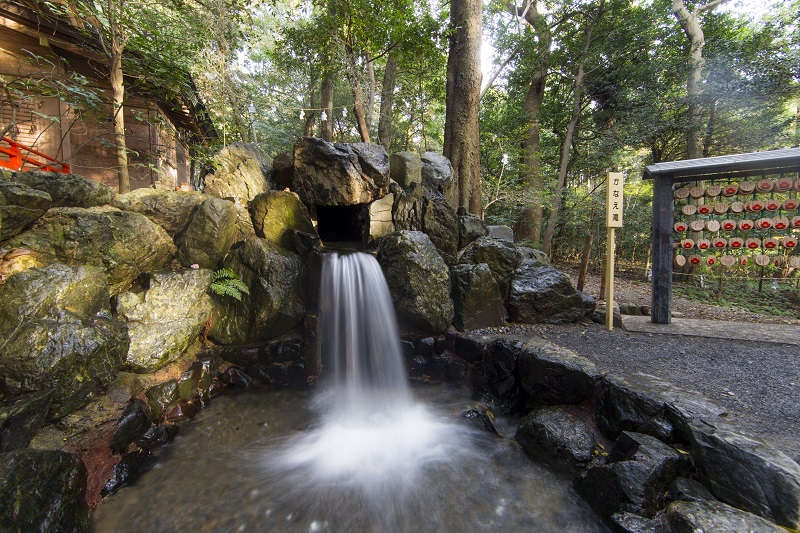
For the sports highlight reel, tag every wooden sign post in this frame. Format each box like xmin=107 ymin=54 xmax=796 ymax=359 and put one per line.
xmin=605 ymin=172 xmax=624 ymax=331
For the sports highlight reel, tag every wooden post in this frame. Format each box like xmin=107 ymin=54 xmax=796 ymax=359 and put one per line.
xmin=651 ymin=174 xmax=674 ymax=324
xmin=605 ymin=227 xmax=615 ymax=331
xmin=577 ymin=233 xmax=593 ymax=292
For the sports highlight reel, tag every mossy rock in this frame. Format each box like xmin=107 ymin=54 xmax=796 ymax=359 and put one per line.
xmin=248 ymin=190 xmax=316 ymax=251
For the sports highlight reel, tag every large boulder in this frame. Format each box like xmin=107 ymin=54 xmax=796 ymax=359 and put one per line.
xmin=575 ymin=431 xmax=684 ymax=519
xmin=248 ymin=191 xmax=316 ymax=250
xmin=458 ymin=237 xmax=520 ymax=299
xmin=683 ymin=419 xmax=800 ymax=529
xmin=393 ymin=185 xmax=459 ymax=265
xmin=2 ymin=206 xmax=175 ymax=294
xmin=0 ymin=449 xmax=90 ymax=532
xmin=8 ymin=170 xmax=116 ymax=207
xmin=517 ymin=337 xmax=599 ymax=406
xmin=420 ymin=152 xmax=455 ymax=208
xmin=666 ymin=499 xmax=786 ymax=533
xmin=202 ymin=143 xmax=274 ymax=203
xmin=376 ymin=231 xmax=453 ymax=334
xmin=209 ymin=236 xmax=306 ymax=345
xmin=471 ymin=338 xmax=525 ymax=414
xmin=367 ymin=193 xmax=395 ymax=243
xmin=390 ymin=151 xmax=422 ymax=189
xmin=292 ymin=138 xmax=390 ymax=206
xmin=115 ymin=269 xmax=213 ymax=373
xmin=0 ymin=181 xmax=52 ymax=241
xmin=111 ymin=188 xmax=205 ymax=236
xmin=516 ymin=406 xmax=599 ymax=468
xmin=176 ymin=197 xmax=237 ymax=268
xmin=450 ymin=263 xmax=505 ymax=331
xmin=458 ymin=214 xmax=487 ymax=250
xmin=507 ymin=259 xmax=595 ymax=323
xmin=0 ymin=264 xmax=129 ymax=419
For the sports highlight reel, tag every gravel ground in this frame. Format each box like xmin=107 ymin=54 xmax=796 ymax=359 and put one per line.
xmin=496 ymin=266 xmax=800 ymax=463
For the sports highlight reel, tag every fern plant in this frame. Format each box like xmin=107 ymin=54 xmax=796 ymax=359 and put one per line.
xmin=210 ymin=268 xmax=250 ymax=301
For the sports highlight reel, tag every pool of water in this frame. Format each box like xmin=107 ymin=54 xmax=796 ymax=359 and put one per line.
xmin=93 ymin=385 xmax=609 ymax=533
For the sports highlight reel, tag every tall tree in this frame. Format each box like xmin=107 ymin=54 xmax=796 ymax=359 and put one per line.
xmin=444 ymin=0 xmax=483 ymax=215
xmin=672 ymin=0 xmax=729 ymax=159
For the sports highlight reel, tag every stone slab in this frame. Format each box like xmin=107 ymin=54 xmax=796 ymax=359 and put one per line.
xmin=622 ymin=316 xmax=800 ymax=346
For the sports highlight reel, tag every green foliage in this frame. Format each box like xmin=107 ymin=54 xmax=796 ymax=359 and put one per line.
xmin=210 ymin=268 xmax=250 ymax=302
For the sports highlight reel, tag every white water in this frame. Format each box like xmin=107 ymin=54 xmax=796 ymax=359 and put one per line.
xmin=266 ymin=252 xmax=468 ymax=492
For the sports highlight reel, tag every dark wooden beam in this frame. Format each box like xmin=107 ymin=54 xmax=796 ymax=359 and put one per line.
xmin=651 ymin=174 xmax=673 ymax=324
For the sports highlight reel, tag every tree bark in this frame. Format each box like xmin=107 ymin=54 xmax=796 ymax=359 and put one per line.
xmin=672 ymin=0 xmax=728 ymax=160
xmin=515 ymin=2 xmax=551 ymax=244
xmin=378 ymin=56 xmax=397 ymax=149
xmin=109 ymin=29 xmax=129 ymax=193
xmin=443 ymin=0 xmax=483 ymax=215
xmin=366 ymin=59 xmax=375 ymax=138
xmin=542 ymin=6 xmax=601 ymax=257
xmin=320 ymin=72 xmax=334 ymax=141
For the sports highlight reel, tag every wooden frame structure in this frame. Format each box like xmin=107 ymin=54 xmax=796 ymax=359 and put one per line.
xmin=643 ymin=148 xmax=800 ymax=324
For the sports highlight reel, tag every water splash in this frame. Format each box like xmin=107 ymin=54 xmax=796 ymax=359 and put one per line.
xmin=265 ymin=252 xmax=469 ymax=495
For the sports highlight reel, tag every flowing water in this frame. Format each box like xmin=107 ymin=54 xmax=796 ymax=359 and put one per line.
xmin=93 ymin=252 xmax=608 ymax=532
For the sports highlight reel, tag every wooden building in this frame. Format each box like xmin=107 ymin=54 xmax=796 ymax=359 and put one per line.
xmin=0 ymin=1 xmax=215 ymax=190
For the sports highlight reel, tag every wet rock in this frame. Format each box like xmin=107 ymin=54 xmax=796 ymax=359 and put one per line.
xmin=507 ymin=259 xmax=595 ymax=324
xmin=575 ymin=431 xmax=684 ymax=519
xmin=445 ymin=357 xmax=468 ymax=383
xmin=408 ymin=356 xmax=428 ymax=379
xmin=221 ymin=366 xmax=253 ymax=388
xmin=0 ymin=390 xmax=53 ymax=452
xmin=216 ymin=346 xmax=261 ymax=367
xmin=415 ymin=337 xmax=436 ymax=356
xmin=666 ymin=499 xmax=785 ymax=533
xmin=487 ymin=225 xmax=514 ymax=242
xmin=451 ymin=263 xmax=505 ymax=331
xmin=516 ymin=246 xmax=548 ymax=263
xmin=144 ymin=380 xmax=179 ymax=421
xmin=390 ymin=151 xmax=422 ymax=189
xmin=292 ymin=138 xmax=389 ymax=206
xmin=177 ymin=362 xmax=206 ymax=401
xmin=209 ymin=236 xmax=306 ymax=345
xmin=271 ymin=339 xmax=304 ymax=363
xmin=596 ymin=373 xmax=724 ymax=442
xmin=202 ymin=142 xmax=274 ymax=203
xmin=420 ymin=152 xmax=455 ymax=208
xmin=515 ymin=406 xmax=598 ymax=468
xmin=8 ymin=170 xmax=116 ymax=207
xmin=376 ymin=231 xmax=453 ymax=334
xmin=684 ymin=419 xmax=800 ymax=529
xmin=101 ymin=449 xmax=155 ymax=496
xmin=517 ymin=337 xmax=598 ymax=406
xmin=135 ymin=424 xmax=179 ymax=449
xmin=458 ymin=237 xmax=520 ymax=299
xmin=4 ymin=206 xmax=175 ymax=294
xmin=459 ymin=407 xmax=499 ymax=435
xmin=0 ymin=181 xmax=52 ymax=240
xmin=471 ymin=338 xmax=525 ymax=415
xmin=116 ymin=269 xmax=213 ymax=372
xmin=392 ymin=185 xmax=459 ymax=265
xmin=111 ymin=188 xmax=205 ymax=236
xmin=457 ymin=214 xmax=487 ymax=250
xmin=166 ymin=400 xmax=199 ymax=421
xmin=110 ymin=399 xmax=151 ymax=454
xmin=669 ymin=477 xmax=716 ymax=503
xmin=451 ymin=332 xmax=491 ymax=362
xmin=0 ymin=310 xmax=129 ymax=420
xmin=176 ymin=197 xmax=237 ymax=268
xmin=0 ymin=449 xmax=89 ymax=531
xmin=248 ymin=190 xmax=316 ymax=250
xmin=610 ymin=512 xmax=663 ymax=533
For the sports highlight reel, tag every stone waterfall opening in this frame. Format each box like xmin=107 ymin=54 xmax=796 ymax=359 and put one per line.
xmin=315 ymin=204 xmax=368 ymax=246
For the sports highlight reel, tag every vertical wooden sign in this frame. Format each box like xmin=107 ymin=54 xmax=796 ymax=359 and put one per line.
xmin=605 ymin=172 xmax=624 ymax=331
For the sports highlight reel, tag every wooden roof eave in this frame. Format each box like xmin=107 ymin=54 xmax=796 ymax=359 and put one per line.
xmin=643 ymin=148 xmax=800 ymax=183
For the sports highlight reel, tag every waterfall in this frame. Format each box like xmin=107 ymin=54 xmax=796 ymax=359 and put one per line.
xmin=319 ymin=252 xmax=411 ymax=414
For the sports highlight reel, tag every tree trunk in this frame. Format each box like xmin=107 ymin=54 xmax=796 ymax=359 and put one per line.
xmin=110 ymin=40 xmax=129 ymax=193
xmin=542 ymin=8 xmax=600 ymax=257
xmin=378 ymin=56 xmax=397 ymax=149
xmin=366 ymin=59 xmax=375 ymax=138
xmin=672 ymin=0 xmax=728 ymax=160
xmin=515 ymin=2 xmax=551 ymax=244
xmin=320 ymin=72 xmax=334 ymax=141
xmin=443 ymin=0 xmax=482 ymax=215
xmin=352 ymin=80 xmax=371 ymax=142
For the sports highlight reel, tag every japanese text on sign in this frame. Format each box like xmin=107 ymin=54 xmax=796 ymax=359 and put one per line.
xmin=606 ymin=172 xmax=624 ymax=227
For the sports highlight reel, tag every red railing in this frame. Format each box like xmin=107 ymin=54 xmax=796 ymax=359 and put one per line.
xmin=0 ymin=137 xmax=70 ymax=174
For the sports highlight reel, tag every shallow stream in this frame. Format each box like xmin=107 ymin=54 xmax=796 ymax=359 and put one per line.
xmin=93 ymin=385 xmax=608 ymax=533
